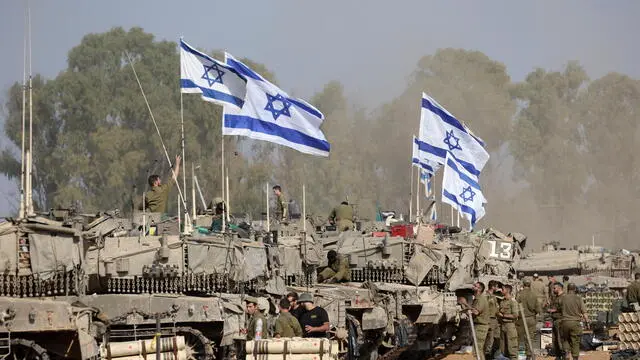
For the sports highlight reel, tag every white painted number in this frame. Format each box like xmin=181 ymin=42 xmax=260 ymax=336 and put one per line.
xmin=487 ymin=240 xmax=512 ymax=259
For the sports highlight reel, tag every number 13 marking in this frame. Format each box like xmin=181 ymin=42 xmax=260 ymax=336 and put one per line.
xmin=487 ymin=240 xmax=512 ymax=259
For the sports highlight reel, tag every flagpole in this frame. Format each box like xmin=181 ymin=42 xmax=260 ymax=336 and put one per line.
xmin=457 ymin=209 xmax=460 ymax=228
xmin=416 ymin=171 xmax=420 ymax=224
xmin=192 ymin=163 xmax=197 ymax=221
xmin=180 ymin=78 xmax=191 ymax=232
xmin=450 ymin=205 xmax=454 ymax=227
xmin=409 ymin=166 xmax=414 ymax=223
xmin=266 ymin=182 xmax=270 ymax=233
xmin=19 ymin=7 xmax=27 ymax=218
xmin=225 ymin=167 xmax=230 ymax=223
xmin=27 ymin=4 xmax=34 ymax=216
xmin=221 ymin=110 xmax=226 ymax=232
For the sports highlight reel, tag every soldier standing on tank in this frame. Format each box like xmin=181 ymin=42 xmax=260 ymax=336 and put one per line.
xmin=560 ymin=283 xmax=588 ymax=360
xmin=517 ymin=278 xmax=541 ymax=360
xmin=274 ymin=298 xmax=303 ymax=338
xmin=143 ymin=155 xmax=181 ymax=214
xmin=485 ymin=280 xmax=502 ymax=359
xmin=272 ymin=185 xmax=288 ymax=223
xmin=242 ymin=297 xmax=267 ymax=340
xmin=626 ymin=272 xmax=640 ymax=311
xmin=328 ymin=201 xmax=354 ymax=231
xmin=498 ymin=284 xmax=519 ymax=360
xmin=467 ymin=282 xmax=490 ymax=360
xmin=317 ymin=250 xmax=351 ymax=283
xmin=547 ymin=282 xmax=566 ymax=360
xmin=209 ymin=197 xmax=226 ymax=231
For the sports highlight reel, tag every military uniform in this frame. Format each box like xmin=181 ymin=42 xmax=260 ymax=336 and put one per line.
xmin=549 ymin=293 xmax=565 ymax=359
xmin=498 ymin=297 xmax=519 ymax=360
xmin=472 ymin=294 xmax=491 ymax=360
xmin=516 ymin=287 xmax=541 ymax=357
xmin=626 ymin=279 xmax=640 ymax=310
xmin=318 ymin=255 xmax=351 ymax=283
xmin=485 ymin=293 xmax=501 ymax=357
xmin=329 ymin=204 xmax=354 ymax=231
xmin=247 ymin=311 xmax=267 ymax=340
xmin=561 ymin=293 xmax=586 ymax=360
xmin=144 ymin=183 xmax=173 ymax=213
xmin=276 ymin=193 xmax=288 ymax=221
xmin=274 ymin=311 xmax=303 ymax=338
xmin=531 ymin=279 xmax=546 ymax=308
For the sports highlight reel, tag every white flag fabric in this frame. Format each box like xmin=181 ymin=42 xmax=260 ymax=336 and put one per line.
xmin=412 ymin=136 xmax=440 ymax=175
xmin=441 ymin=152 xmax=487 ymax=229
xmin=418 ymin=92 xmax=489 ymax=176
xmin=222 ymin=53 xmax=330 ymax=157
xmin=180 ymin=39 xmax=246 ymax=109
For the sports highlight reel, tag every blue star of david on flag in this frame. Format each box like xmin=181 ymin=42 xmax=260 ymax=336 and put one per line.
xmin=201 ymin=63 xmax=225 ymax=87
xmin=264 ymin=93 xmax=292 ymax=121
xmin=460 ymin=186 xmax=476 ymax=202
xmin=443 ymin=129 xmax=462 ymax=151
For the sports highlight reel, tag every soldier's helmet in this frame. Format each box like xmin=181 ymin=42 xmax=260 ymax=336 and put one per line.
xmin=213 ymin=197 xmax=224 ymax=205
xmin=328 ymin=250 xmax=337 ymax=262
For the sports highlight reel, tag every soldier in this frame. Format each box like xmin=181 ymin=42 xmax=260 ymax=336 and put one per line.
xmin=274 ymin=298 xmax=303 ymax=338
xmin=209 ymin=197 xmax=226 ymax=231
xmin=468 ymin=282 xmax=490 ymax=360
xmin=562 ymin=275 xmax=570 ymax=289
xmin=485 ymin=280 xmax=502 ymax=359
xmin=317 ymin=250 xmax=351 ymax=283
xmin=287 ymin=292 xmax=305 ymax=320
xmin=328 ymin=201 xmax=354 ymax=231
xmin=272 ymin=185 xmax=288 ymax=222
xmin=243 ymin=297 xmax=267 ymax=340
xmin=497 ymin=284 xmax=519 ymax=360
xmin=517 ymin=278 xmax=541 ymax=360
xmin=560 ymin=283 xmax=588 ymax=360
xmin=546 ymin=275 xmax=557 ymax=306
xmin=547 ymin=282 xmax=565 ymax=360
xmin=297 ymin=293 xmax=330 ymax=338
xmin=530 ymin=273 xmax=546 ymax=308
xmin=143 ymin=155 xmax=181 ymax=214
xmin=626 ymin=272 xmax=640 ymax=311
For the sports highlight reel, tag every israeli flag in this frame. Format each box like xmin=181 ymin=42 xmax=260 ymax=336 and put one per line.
xmin=412 ymin=136 xmax=440 ymax=175
xmin=430 ymin=205 xmax=437 ymax=222
xmin=222 ymin=53 xmax=330 ymax=157
xmin=441 ymin=152 xmax=487 ymax=229
xmin=419 ymin=169 xmax=432 ymax=198
xmin=418 ymin=93 xmax=489 ymax=176
xmin=180 ymin=39 xmax=246 ymax=109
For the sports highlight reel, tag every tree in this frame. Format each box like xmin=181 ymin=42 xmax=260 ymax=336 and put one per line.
xmin=0 ymin=27 xmax=277 ymax=215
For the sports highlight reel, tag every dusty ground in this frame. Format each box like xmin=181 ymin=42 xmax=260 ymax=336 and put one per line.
xmin=441 ymin=351 xmax=611 ymax=360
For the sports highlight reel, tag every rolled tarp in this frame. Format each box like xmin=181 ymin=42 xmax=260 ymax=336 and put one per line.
xmin=246 ymin=338 xmax=337 ymax=355
xmin=110 ymin=351 xmax=187 ymax=360
xmin=105 ymin=336 xmax=185 ymax=358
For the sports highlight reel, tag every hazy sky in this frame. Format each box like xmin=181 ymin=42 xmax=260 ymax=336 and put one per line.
xmin=0 ymin=0 xmax=638 ymax=215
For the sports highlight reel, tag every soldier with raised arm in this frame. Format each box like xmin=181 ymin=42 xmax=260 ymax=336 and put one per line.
xmin=143 ymin=155 xmax=181 ymax=214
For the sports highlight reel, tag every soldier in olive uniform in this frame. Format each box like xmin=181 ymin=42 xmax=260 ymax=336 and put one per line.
xmin=272 ymin=185 xmax=288 ymax=222
xmin=328 ymin=201 xmax=354 ymax=231
xmin=317 ymin=250 xmax=351 ymax=283
xmin=626 ymin=272 xmax=640 ymax=311
xmin=497 ymin=285 xmax=519 ymax=360
xmin=517 ymin=278 xmax=541 ymax=359
xmin=530 ymin=273 xmax=546 ymax=309
xmin=547 ymin=282 xmax=565 ymax=360
xmin=243 ymin=297 xmax=267 ymax=340
xmin=485 ymin=280 xmax=502 ymax=358
xmin=274 ymin=298 xmax=302 ymax=338
xmin=467 ymin=282 xmax=490 ymax=360
xmin=561 ymin=283 xmax=588 ymax=360
xmin=143 ymin=155 xmax=181 ymax=214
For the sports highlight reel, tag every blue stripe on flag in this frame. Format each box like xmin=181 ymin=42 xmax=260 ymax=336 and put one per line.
xmin=445 ymin=157 xmax=481 ymax=190
xmin=180 ymin=79 xmax=244 ymax=108
xmin=443 ymin=189 xmax=477 ymax=225
xmin=421 ymin=97 xmax=485 ymax=147
xmin=180 ymin=41 xmax=245 ymax=80
xmin=226 ymin=56 xmax=264 ymax=82
xmin=288 ymin=98 xmax=324 ymax=120
xmin=415 ymin=138 xmax=481 ymax=176
xmin=224 ymin=115 xmax=331 ymax=152
xmin=412 ymin=158 xmax=436 ymax=173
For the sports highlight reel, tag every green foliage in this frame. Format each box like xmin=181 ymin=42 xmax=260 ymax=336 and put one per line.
xmin=2 ymin=27 xmax=640 ymax=248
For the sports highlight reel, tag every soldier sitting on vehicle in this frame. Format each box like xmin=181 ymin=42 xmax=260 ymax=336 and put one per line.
xmin=209 ymin=197 xmax=226 ymax=232
xmin=317 ymin=250 xmax=351 ymax=283
xmin=328 ymin=201 xmax=354 ymax=231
